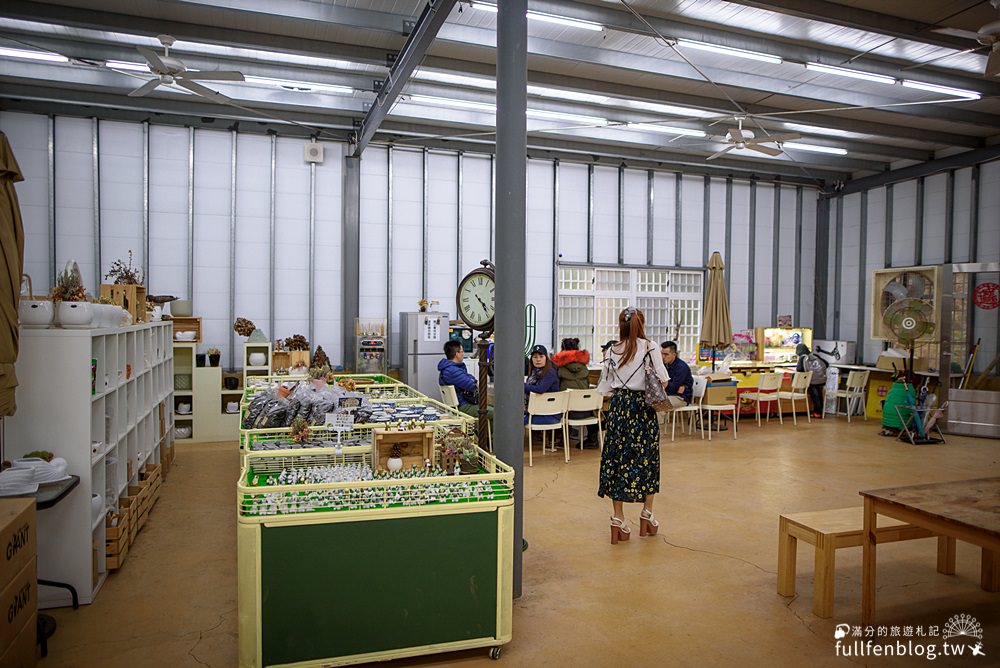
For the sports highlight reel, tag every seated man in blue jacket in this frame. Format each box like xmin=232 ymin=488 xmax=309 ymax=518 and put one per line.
xmin=438 ymin=340 xmax=493 ymax=423
xmin=660 ymin=340 xmax=693 ymax=408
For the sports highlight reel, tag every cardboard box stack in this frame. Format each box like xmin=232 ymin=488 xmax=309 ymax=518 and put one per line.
xmin=0 ymin=498 xmax=38 ymax=668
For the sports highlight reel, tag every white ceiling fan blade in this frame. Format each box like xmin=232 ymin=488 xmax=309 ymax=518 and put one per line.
xmin=128 ymin=78 xmax=162 ymax=98
xmin=987 ymin=49 xmax=1000 ymax=77
xmin=706 ymin=146 xmax=735 ymax=161
xmin=176 ymin=79 xmax=232 ymax=102
xmin=931 ymin=27 xmax=992 ymax=41
xmin=728 ymin=126 xmax=745 ymax=143
xmin=136 ymin=45 xmax=167 ymax=72
xmin=902 ymin=45 xmax=983 ymax=71
xmin=182 ymin=71 xmax=245 ymax=82
xmin=747 ymin=144 xmax=783 ymax=156
xmin=747 ymin=132 xmax=799 ymax=144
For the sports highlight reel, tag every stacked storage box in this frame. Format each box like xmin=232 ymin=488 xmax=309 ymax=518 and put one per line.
xmin=0 ymin=498 xmax=38 ymax=668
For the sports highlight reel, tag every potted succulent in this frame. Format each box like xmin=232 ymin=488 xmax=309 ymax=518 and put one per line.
xmin=387 ymin=443 xmax=404 ymax=471
xmin=290 ymin=417 xmax=310 ymax=444
xmin=51 ymin=263 xmax=92 ymax=328
xmin=207 ymin=347 xmax=221 ymax=367
xmin=308 ymin=364 xmax=331 ymax=390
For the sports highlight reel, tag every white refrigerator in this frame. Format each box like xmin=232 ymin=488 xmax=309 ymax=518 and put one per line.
xmin=400 ymin=311 xmax=449 ymax=397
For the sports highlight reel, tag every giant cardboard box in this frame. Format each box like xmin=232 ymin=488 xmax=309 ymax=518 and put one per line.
xmin=704 ymin=381 xmax=738 ymax=406
xmin=0 ymin=499 xmax=35 ymax=592
xmin=0 ymin=613 xmax=37 ymax=668
xmin=876 ymin=354 xmax=928 ymax=372
xmin=0 ymin=558 xmax=36 ymax=655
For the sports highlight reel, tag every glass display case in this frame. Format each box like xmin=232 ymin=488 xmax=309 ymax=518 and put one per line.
xmin=756 ymin=327 xmax=813 ymax=363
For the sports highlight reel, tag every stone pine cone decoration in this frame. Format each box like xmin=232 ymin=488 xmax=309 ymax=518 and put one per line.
xmin=284 ymin=334 xmax=309 ymax=351
xmin=312 ymin=345 xmax=331 ymax=369
xmin=234 ymin=317 xmax=256 ymax=337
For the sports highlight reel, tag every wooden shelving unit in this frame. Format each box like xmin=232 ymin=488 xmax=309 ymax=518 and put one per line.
xmin=173 ymin=342 xmax=241 ymax=443
xmin=243 ymin=341 xmax=272 ymax=386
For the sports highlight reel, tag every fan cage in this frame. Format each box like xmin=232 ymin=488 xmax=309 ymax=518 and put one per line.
xmin=870 ymin=266 xmax=940 ymax=343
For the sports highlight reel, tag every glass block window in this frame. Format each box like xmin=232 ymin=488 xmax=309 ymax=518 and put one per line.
xmin=595 ymin=268 xmax=630 ymax=293
xmin=558 ymin=295 xmax=595 ymax=353
xmin=559 ymin=267 xmax=594 ymax=293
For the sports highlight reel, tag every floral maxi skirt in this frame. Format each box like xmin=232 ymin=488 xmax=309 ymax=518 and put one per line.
xmin=597 ymin=388 xmax=660 ymax=503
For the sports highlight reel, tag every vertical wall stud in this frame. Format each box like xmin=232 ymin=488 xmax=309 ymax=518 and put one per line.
xmin=771 ymin=183 xmax=781 ymax=324
xmin=268 ymin=134 xmax=276 ymax=341
xmin=422 ymin=147 xmax=429 ymax=300
xmin=748 ymin=180 xmax=757 ymax=328
xmin=586 ymin=163 xmax=594 ymax=264
xmin=142 ymin=121 xmax=150 ymax=285
xmin=47 ymin=116 xmax=56 ymax=286
xmin=857 ymin=191 xmax=868 ymax=361
xmin=794 ymin=186 xmax=803 ymax=326
xmin=456 ymin=151 xmax=464 ymax=284
xmin=833 ymin=196 xmax=843 ymax=339
xmin=813 ymin=198 xmax=830 ymax=339
xmin=970 ymin=165 xmax=980 ymax=263
xmin=702 ymin=174 xmax=710 ymax=267
xmin=552 ymin=159 xmax=560 ymax=346
xmin=618 ymin=165 xmax=625 ymax=265
xmin=944 ymin=170 xmax=955 ymax=263
xmin=646 ymin=170 xmax=654 ymax=266
xmin=724 ymin=177 xmax=733 ymax=296
xmin=387 ymin=146 xmax=394 ymax=366
xmin=674 ymin=172 xmax=682 ymax=267
xmin=308 ymin=144 xmax=317 ymax=352
xmin=884 ymin=183 xmax=893 ymax=267
xmin=187 ymin=127 xmax=195 ymax=302
xmin=914 ymin=176 xmax=924 ymax=265
xmin=228 ymin=130 xmax=237 ymax=369
xmin=92 ymin=118 xmax=101 ymax=291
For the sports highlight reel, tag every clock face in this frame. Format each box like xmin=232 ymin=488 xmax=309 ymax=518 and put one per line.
xmin=457 ymin=271 xmax=496 ymax=329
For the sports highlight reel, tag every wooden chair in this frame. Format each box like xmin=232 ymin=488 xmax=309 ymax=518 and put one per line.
xmin=524 ymin=391 xmax=570 ymax=466
xmin=777 ymin=371 xmax=812 ymax=426
xmin=829 ymin=369 xmax=870 ymax=422
xmin=670 ymin=376 xmax=704 ymax=441
xmin=742 ymin=372 xmax=784 ymax=426
xmin=565 ymin=389 xmax=604 ymax=451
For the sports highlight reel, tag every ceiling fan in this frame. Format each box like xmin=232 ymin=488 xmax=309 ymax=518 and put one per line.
xmin=705 ymin=118 xmax=799 ymax=161
xmin=127 ymin=34 xmax=245 ymax=101
xmin=930 ymin=19 xmax=1000 ymax=77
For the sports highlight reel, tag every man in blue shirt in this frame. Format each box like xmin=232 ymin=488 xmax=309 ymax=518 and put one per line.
xmin=660 ymin=340 xmax=693 ymax=407
xmin=438 ymin=340 xmax=493 ymax=423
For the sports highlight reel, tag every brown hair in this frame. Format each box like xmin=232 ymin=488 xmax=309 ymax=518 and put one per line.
xmin=530 ymin=350 xmax=553 ymax=379
xmin=616 ymin=307 xmax=647 ymax=365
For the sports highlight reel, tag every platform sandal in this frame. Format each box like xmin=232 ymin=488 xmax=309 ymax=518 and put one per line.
xmin=610 ymin=516 xmax=631 ymax=544
xmin=639 ymin=509 xmax=659 ymax=537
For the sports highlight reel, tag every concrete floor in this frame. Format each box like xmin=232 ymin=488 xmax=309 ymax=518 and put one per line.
xmin=44 ymin=417 xmax=998 ymax=667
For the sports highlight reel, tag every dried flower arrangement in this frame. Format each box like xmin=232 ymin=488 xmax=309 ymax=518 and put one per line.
xmin=105 ymin=250 xmax=144 ymax=285
xmin=290 ymin=417 xmax=310 ymax=444
xmin=50 ymin=267 xmax=87 ymax=302
xmin=234 ymin=317 xmax=256 ymax=337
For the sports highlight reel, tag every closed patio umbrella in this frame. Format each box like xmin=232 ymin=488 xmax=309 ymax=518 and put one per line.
xmin=0 ymin=131 xmax=25 ymax=418
xmin=699 ymin=251 xmax=732 ymax=371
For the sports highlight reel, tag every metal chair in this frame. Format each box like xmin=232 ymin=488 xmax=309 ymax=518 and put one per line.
xmin=777 ymin=371 xmax=812 ymax=426
xmin=829 ymin=370 xmax=870 ymax=422
xmin=565 ymin=389 xmax=604 ymax=451
xmin=524 ymin=391 xmax=570 ymax=466
xmin=670 ymin=376 xmax=704 ymax=441
xmin=742 ymin=372 xmax=784 ymax=426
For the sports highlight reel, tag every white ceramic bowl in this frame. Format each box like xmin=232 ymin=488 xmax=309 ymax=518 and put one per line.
xmin=58 ymin=301 xmax=94 ymax=328
xmin=175 ymin=425 xmax=192 ymax=439
xmin=175 ymin=331 xmax=196 ymax=341
xmin=19 ymin=300 xmax=53 ymax=327
xmin=171 ymin=299 xmax=192 ymax=317
xmin=177 ymin=402 xmax=192 ymax=414
xmin=248 ymin=352 xmax=266 ymax=367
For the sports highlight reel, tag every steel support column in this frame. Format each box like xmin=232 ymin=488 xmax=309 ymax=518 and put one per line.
xmin=813 ymin=198 xmax=830 ymax=339
xmin=342 ymin=156 xmax=361 ymax=370
xmin=92 ymin=118 xmax=101 ymax=291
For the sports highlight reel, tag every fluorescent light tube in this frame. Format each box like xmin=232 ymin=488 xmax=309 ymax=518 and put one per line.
xmin=782 ymin=142 xmax=847 ymax=155
xmin=805 ymin=62 xmax=895 ymax=85
xmin=104 ymin=60 xmax=151 ymax=73
xmin=244 ymin=75 xmax=352 ymax=94
xmin=0 ymin=46 xmax=68 ymax=63
xmin=676 ymin=39 xmax=781 ymax=65
xmin=527 ymin=108 xmax=608 ymax=125
xmin=781 ymin=122 xmax=858 ymax=139
xmin=473 ymin=3 xmax=603 ymax=31
xmin=527 ymin=85 xmax=608 ymax=104
xmin=627 ymin=122 xmax=706 ymax=138
xmin=901 ymin=79 xmax=980 ymax=100
xmin=413 ymin=70 xmax=496 ymax=89
xmin=628 ymin=100 xmax=718 ymax=118
xmin=409 ymin=94 xmax=496 ymax=112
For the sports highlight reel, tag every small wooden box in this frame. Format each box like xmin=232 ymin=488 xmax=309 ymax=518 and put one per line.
xmin=100 ymin=283 xmax=147 ymax=323
xmin=373 ymin=428 xmax=434 ymax=471
xmin=272 ymin=350 xmax=310 ymax=372
xmin=119 ymin=497 xmax=138 ymax=544
xmin=170 ymin=316 xmax=202 ymax=343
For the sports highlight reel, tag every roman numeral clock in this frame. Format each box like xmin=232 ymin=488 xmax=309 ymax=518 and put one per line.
xmin=456 ymin=260 xmax=495 ymax=447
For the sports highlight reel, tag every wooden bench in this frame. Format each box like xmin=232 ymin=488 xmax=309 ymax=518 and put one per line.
xmin=777 ymin=507 xmax=956 ymax=618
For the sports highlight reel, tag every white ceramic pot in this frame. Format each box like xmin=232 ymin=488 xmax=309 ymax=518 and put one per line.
xmin=387 ymin=457 xmax=403 ymax=472
xmin=19 ymin=300 xmax=53 ymax=327
xmin=58 ymin=301 xmax=94 ymax=328
xmin=171 ymin=299 xmax=192 ymax=317
xmin=175 ymin=425 xmax=192 ymax=439
xmin=177 ymin=402 xmax=192 ymax=414
xmin=248 ymin=352 xmax=267 ymax=367
xmin=226 ymin=401 xmax=240 ymax=413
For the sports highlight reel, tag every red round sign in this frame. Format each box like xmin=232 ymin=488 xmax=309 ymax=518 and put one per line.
xmin=974 ymin=282 xmax=1000 ymax=310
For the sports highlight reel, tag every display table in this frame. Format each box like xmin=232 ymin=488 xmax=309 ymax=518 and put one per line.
xmin=860 ymin=477 xmax=1000 ymax=625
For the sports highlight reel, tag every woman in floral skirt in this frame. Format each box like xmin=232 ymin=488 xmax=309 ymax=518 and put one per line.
xmin=596 ymin=306 xmax=669 ymax=544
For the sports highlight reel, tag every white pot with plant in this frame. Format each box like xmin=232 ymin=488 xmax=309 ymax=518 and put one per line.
xmin=51 ymin=262 xmax=93 ymax=328
xmin=387 ymin=444 xmax=404 ymax=471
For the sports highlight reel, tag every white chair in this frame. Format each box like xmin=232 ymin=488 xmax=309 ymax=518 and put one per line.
xmin=525 ymin=391 xmax=570 ymax=466
xmin=440 ymin=384 xmax=492 ymax=451
xmin=670 ymin=376 xmax=705 ymax=441
xmin=777 ymin=371 xmax=812 ymax=426
xmin=701 ymin=381 xmax=738 ymax=441
xmin=742 ymin=372 xmax=784 ymax=426
xmin=565 ymin=389 xmax=604 ymax=451
xmin=829 ymin=370 xmax=870 ymax=422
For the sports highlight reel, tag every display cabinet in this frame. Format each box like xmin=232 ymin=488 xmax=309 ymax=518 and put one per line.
xmin=173 ymin=342 xmax=241 ymax=443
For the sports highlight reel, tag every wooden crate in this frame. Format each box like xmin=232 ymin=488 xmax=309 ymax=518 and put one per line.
xmin=119 ymin=496 xmax=138 ymax=545
xmin=272 ymin=350 xmax=310 ymax=372
xmin=373 ymin=428 xmax=434 ymax=471
xmin=100 ymin=283 xmax=147 ymax=323
xmin=169 ymin=316 xmax=202 ymax=343
xmin=105 ymin=511 xmax=130 ymax=570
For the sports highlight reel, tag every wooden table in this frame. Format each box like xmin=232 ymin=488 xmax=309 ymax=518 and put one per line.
xmin=861 ymin=477 xmax=1000 ymax=625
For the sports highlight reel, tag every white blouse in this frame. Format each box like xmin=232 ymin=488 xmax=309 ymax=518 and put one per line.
xmin=596 ymin=339 xmax=669 ymax=394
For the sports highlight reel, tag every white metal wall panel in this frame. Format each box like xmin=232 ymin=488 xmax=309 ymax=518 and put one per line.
xmin=0 ymin=112 xmax=49 ymax=290
xmin=53 ymin=116 xmax=97 ymax=294
xmin=979 ymin=160 xmax=1000 ymax=263
xmin=621 ymin=169 xmax=647 ymax=265
xmin=272 ymin=137 xmax=311 ymax=346
xmin=754 ymin=184 xmax=774 ymax=328
xmin=972 ymin=273 xmax=999 ymax=373
xmin=426 ymin=152 xmax=458 ymax=321
xmin=680 ymin=175 xmax=703 ymax=267
xmin=921 ymin=173 xmax=947 ymax=265
xmin=313 ymin=142 xmax=344 ymax=367
xmin=952 ymin=168 xmax=973 ymax=264
xmin=776 ymin=185 xmax=797 ymax=320
xmin=891 ymin=180 xmax=918 ymax=267
xmin=557 ymin=162 xmax=588 ymax=262
xmin=729 ymin=181 xmax=751 ymax=332
xmin=97 ymin=121 xmax=143 ymax=289
xmin=707 ymin=178 xmax=726 ymax=258
xmin=839 ymin=193 xmax=861 ymax=342
xmin=359 ymin=146 xmax=388 ymax=321
xmin=592 ymin=166 xmax=618 ymax=265
xmin=192 ymin=129 xmax=233 ymax=363
xmin=864 ymin=188 xmax=887 ymax=364
xmin=233 ymin=133 xmax=272 ymax=337
xmin=389 ymin=148 xmax=423 ymax=367
xmin=798 ymin=188 xmax=816 ymax=330
xmin=651 ymin=172 xmax=676 ymax=267
xmin=526 ymin=159 xmax=554 ymax=350
xmin=148 ymin=124 xmax=189 ymax=298
xmin=460 ymin=154 xmax=492 ymax=272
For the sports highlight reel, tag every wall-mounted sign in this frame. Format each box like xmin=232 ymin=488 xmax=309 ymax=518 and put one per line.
xmin=973 ymin=282 xmax=999 ymax=310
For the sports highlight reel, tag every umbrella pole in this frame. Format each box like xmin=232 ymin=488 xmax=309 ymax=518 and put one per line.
xmin=712 ymin=346 xmax=716 ymax=372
